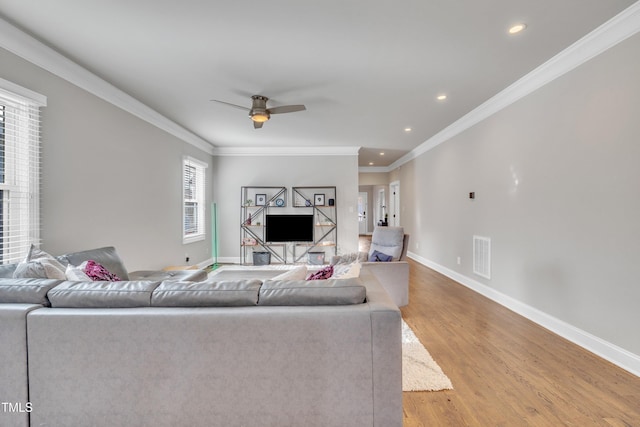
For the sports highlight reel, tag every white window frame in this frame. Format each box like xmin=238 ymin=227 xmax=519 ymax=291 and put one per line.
xmin=0 ymin=78 xmax=46 ymax=264
xmin=182 ymin=156 xmax=208 ymax=244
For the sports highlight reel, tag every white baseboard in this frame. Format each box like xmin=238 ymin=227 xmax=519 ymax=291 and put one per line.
xmin=407 ymin=251 xmax=640 ymax=378
xmin=215 ymin=256 xmax=241 ymax=265
xmin=195 ymin=257 xmax=240 ymax=267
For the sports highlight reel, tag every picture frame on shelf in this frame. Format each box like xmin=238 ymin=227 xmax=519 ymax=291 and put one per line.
xmin=314 ymin=193 xmax=325 ymax=206
xmin=255 ymin=194 xmax=267 ymax=206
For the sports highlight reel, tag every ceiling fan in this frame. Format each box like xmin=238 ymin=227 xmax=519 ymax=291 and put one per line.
xmin=211 ymin=95 xmax=306 ymax=129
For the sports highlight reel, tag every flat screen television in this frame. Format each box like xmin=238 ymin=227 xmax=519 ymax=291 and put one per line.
xmin=265 ymin=214 xmax=314 ymax=242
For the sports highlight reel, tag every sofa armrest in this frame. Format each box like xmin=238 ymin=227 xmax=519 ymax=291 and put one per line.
xmin=361 ymin=261 xmax=409 ymax=307
xmin=1 ymin=303 xmax=42 ymax=427
xmin=359 ymin=268 xmax=402 ymax=427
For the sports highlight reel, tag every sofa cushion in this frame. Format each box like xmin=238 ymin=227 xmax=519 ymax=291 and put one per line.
xmin=129 ymin=269 xmax=208 ymax=283
xmin=60 ymin=246 xmax=130 ymax=281
xmin=47 ymin=281 xmax=160 ymax=308
xmin=0 ymin=278 xmax=63 ymax=305
xmin=151 ymin=280 xmax=262 ymax=307
xmin=0 ymin=263 xmax=17 ymax=278
xmin=259 ymin=277 xmax=366 ymax=306
xmin=369 ymin=226 xmax=405 ymax=261
xmin=331 ymin=251 xmax=368 ymax=265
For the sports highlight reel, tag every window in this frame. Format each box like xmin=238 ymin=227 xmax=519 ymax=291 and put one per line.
xmin=183 ymin=156 xmax=207 ymax=243
xmin=0 ymin=78 xmax=46 ymax=264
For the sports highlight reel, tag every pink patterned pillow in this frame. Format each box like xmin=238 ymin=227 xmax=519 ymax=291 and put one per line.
xmin=84 ymin=260 xmax=121 ymax=282
xmin=306 ymin=265 xmax=334 ymax=281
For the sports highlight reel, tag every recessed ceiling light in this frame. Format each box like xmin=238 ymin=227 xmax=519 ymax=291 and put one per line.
xmin=404 ymin=127 xmax=412 ymax=132
xmin=369 ymin=162 xmax=374 ymax=166
xmin=437 ymin=94 xmax=447 ymax=101
xmin=379 ymin=152 xmax=385 ymax=156
xmin=508 ymin=23 xmax=527 ymax=34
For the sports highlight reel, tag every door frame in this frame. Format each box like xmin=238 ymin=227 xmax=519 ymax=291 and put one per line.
xmin=358 ymin=191 xmax=368 ymax=235
xmin=389 ymin=181 xmax=400 ymax=226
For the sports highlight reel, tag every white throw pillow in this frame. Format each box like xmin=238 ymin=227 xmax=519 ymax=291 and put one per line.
xmin=12 ymin=244 xmax=66 ymax=280
xmin=65 ymin=262 xmax=92 ymax=281
xmin=41 ymin=259 xmax=67 ymax=280
xmin=332 ymin=262 xmax=361 ymax=279
xmin=272 ymin=265 xmax=308 ymax=281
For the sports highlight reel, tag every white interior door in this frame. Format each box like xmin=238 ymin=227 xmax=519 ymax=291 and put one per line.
xmin=358 ymin=192 xmax=368 ymax=234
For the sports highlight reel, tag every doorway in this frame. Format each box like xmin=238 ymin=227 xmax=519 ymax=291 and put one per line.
xmin=377 ymin=188 xmax=386 ymax=226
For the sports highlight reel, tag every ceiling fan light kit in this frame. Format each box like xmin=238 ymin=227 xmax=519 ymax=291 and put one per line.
xmin=250 ymin=112 xmax=270 ymax=123
xmin=212 ymin=94 xmax=306 ymax=129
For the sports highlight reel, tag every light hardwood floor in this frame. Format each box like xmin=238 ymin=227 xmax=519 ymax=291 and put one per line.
xmin=399 ymin=258 xmax=640 ymax=426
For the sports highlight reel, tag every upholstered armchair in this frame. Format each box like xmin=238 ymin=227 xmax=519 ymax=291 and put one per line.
xmin=332 ymin=226 xmax=410 ymax=307
xmin=368 ymin=226 xmax=409 ymax=262
xmin=360 ymin=226 xmax=410 ymax=307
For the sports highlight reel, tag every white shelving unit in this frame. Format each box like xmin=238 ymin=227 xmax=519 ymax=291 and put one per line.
xmin=291 ymin=186 xmax=337 ymax=264
xmin=240 ymin=186 xmax=287 ymax=265
xmin=240 ymin=186 xmax=338 ymax=265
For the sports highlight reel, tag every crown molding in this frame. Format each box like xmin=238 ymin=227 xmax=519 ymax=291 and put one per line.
xmin=213 ymin=146 xmax=360 ymax=157
xmin=0 ymin=75 xmax=47 ymax=106
xmin=358 ymin=166 xmax=391 ymax=174
xmin=0 ymin=18 xmax=215 ymax=155
xmin=388 ymin=2 xmax=640 ymax=172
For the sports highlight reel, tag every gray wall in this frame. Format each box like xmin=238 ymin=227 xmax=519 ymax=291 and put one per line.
xmin=213 ymin=155 xmax=359 ymax=262
xmin=0 ymin=47 xmax=213 ymax=271
xmin=395 ymin=32 xmax=640 ymax=356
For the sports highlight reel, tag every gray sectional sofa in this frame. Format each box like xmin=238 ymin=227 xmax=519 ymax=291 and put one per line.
xmin=0 ymin=247 xmax=402 ymax=427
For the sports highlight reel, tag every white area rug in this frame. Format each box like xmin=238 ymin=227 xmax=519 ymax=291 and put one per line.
xmin=402 ymin=320 xmax=453 ymax=392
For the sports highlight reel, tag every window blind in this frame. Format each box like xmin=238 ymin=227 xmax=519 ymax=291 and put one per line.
xmin=183 ymin=156 xmax=207 ymax=243
xmin=0 ymin=80 xmax=46 ymax=264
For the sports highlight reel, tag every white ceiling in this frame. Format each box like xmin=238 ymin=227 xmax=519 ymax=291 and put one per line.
xmin=0 ymin=0 xmax=636 ymax=166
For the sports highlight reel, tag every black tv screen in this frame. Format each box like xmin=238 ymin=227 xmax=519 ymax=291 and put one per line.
xmin=265 ymin=215 xmax=314 ymax=242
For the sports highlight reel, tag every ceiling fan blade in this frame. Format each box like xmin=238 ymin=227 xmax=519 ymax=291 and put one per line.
xmin=211 ymin=99 xmax=250 ymax=111
xmin=253 ymin=121 xmax=264 ymax=129
xmin=268 ymin=105 xmax=306 ymax=114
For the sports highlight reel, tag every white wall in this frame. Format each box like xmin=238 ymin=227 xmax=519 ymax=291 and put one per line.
xmin=396 ymin=32 xmax=640 ymax=362
xmin=213 ymin=155 xmax=359 ymax=262
xmin=0 ymin=47 xmax=213 ymax=271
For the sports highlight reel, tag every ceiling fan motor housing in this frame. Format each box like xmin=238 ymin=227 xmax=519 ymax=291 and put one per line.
xmin=250 ymin=95 xmax=270 ymax=122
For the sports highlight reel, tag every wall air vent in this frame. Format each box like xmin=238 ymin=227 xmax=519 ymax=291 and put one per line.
xmin=473 ymin=236 xmax=491 ymax=279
